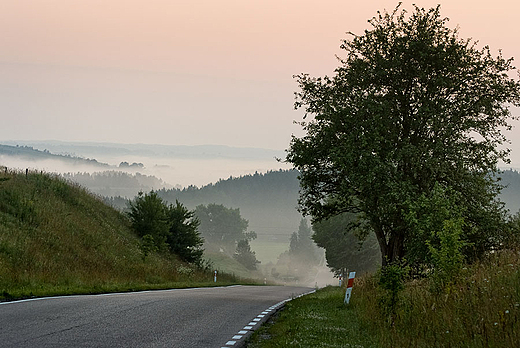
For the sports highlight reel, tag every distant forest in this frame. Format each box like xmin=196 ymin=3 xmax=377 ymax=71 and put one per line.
xmin=107 ymin=170 xmax=303 ymax=242
xmin=63 ymin=171 xmax=172 ymax=198
xmin=0 ymin=144 xmax=109 ymax=167
xmin=106 ymin=169 xmax=520 ymax=242
xmin=4 ymin=142 xmax=520 ymax=241
xmin=497 ymin=169 xmax=520 ymax=214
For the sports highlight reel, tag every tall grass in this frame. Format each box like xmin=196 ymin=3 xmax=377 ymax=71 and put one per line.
xmin=0 ymin=168 xmax=239 ymax=300
xmin=247 ymin=250 xmax=520 ymax=347
xmin=358 ymin=250 xmax=520 ymax=347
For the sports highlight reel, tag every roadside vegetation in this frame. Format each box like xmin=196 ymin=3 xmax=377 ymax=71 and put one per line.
xmin=0 ymin=167 xmax=243 ymax=301
xmin=248 ymin=249 xmax=520 ymax=348
xmin=248 ymin=3 xmax=520 ymax=348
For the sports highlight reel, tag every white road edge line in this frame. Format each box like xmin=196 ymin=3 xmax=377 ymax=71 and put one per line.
xmin=222 ymin=289 xmax=317 ymax=347
xmin=0 ymin=285 xmax=243 ymax=305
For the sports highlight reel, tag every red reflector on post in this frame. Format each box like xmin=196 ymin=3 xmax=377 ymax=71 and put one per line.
xmin=344 ymin=272 xmax=356 ymax=304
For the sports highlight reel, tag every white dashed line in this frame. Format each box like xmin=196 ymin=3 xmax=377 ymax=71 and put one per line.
xmin=221 ymin=289 xmax=317 ymax=347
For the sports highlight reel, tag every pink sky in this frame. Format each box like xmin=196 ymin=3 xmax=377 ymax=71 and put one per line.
xmin=1 ymin=1 xmax=519 ymax=162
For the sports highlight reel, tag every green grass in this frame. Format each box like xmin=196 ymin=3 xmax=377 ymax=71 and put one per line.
xmin=247 ymin=286 xmax=377 ymax=348
xmin=247 ymin=250 xmax=520 ymax=348
xmin=250 ymin=237 xmax=289 ymax=264
xmin=205 ymin=251 xmax=265 ymax=280
xmin=0 ymin=168 xmax=244 ymax=301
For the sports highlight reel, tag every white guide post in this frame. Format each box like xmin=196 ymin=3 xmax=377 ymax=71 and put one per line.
xmin=344 ymin=272 xmax=356 ymax=304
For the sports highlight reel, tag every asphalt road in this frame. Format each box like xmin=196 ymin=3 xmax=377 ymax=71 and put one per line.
xmin=0 ymin=285 xmax=314 ymax=348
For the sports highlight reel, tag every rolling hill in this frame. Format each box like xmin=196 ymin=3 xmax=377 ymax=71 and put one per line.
xmin=0 ymin=168 xmax=239 ymax=301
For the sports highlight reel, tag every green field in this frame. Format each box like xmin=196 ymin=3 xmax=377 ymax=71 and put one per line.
xmin=250 ymin=237 xmax=290 ymax=264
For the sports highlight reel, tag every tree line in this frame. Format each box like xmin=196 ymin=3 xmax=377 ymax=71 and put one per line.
xmin=126 ymin=191 xmax=260 ymax=269
xmin=64 ymin=171 xmax=171 ymax=198
xmin=115 ymin=166 xmax=520 ymax=279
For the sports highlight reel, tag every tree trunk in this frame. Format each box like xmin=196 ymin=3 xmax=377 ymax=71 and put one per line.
xmin=386 ymin=232 xmax=405 ymax=266
xmin=372 ymin=222 xmax=389 ymax=266
xmin=372 ymin=221 xmax=405 ymax=267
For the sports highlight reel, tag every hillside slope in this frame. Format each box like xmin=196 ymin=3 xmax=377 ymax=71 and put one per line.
xmin=0 ymin=144 xmax=109 ymax=167
xmin=159 ymin=170 xmax=300 ymax=234
xmin=0 ymin=168 xmax=234 ymax=300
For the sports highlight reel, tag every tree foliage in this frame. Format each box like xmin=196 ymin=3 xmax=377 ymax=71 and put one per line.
xmin=312 ymin=213 xmax=381 ymax=276
xmin=286 ymin=5 xmax=520 ymax=266
xmin=234 ymin=239 xmax=260 ymax=270
xmin=127 ymin=191 xmax=169 ymax=250
xmin=288 ymin=219 xmax=320 ymax=267
xmin=127 ymin=191 xmax=204 ymax=265
xmin=195 ymin=203 xmax=256 ymax=254
xmin=270 ymin=219 xmax=321 ymax=283
xmin=165 ymin=201 xmax=204 ymax=264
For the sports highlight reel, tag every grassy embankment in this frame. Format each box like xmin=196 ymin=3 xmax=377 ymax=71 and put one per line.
xmin=0 ymin=168 xmax=247 ymax=301
xmin=247 ymin=250 xmax=520 ymax=348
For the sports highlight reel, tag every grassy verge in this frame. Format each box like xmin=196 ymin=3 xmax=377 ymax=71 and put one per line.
xmin=247 ymin=286 xmax=378 ymax=348
xmin=205 ymin=251 xmax=264 ymax=280
xmin=247 ymin=250 xmax=520 ymax=348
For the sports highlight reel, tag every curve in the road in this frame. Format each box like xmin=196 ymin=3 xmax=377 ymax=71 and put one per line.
xmin=0 ymin=285 xmax=315 ymax=348
xmin=220 ymin=288 xmax=316 ymax=348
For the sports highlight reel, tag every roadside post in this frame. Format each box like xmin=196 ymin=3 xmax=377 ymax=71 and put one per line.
xmin=344 ymin=272 xmax=356 ymax=304
xmin=214 ymin=270 xmax=217 ymax=283
xmin=339 ymin=275 xmax=343 ymax=287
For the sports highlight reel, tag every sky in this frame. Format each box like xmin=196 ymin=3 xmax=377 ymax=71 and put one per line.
xmin=1 ymin=0 xmax=520 ymax=162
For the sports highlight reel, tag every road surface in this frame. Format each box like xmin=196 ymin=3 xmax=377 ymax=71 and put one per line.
xmin=0 ymin=285 xmax=314 ymax=348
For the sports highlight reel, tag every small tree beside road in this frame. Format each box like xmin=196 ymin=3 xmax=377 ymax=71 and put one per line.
xmin=128 ymin=191 xmax=204 ymax=265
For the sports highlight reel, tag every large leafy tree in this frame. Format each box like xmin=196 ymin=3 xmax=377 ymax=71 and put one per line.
xmin=286 ymin=5 xmax=520 ymax=266
xmin=127 ymin=191 xmax=169 ymax=250
xmin=234 ymin=240 xmax=260 ymax=270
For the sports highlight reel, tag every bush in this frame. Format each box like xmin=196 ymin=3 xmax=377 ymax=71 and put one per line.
xmin=427 ymin=218 xmax=466 ymax=293
xmin=127 ymin=191 xmax=204 ymax=265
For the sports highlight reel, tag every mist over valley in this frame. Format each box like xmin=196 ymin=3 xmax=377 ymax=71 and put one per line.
xmin=1 ymin=140 xmax=290 ymax=188
xmin=0 ymin=141 xmax=331 ymax=285
xmin=3 ymin=140 xmax=520 ymax=288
